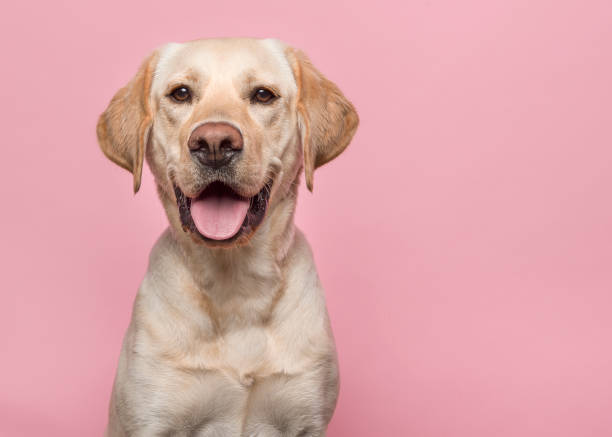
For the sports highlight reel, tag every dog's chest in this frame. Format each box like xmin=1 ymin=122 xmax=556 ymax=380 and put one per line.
xmin=138 ymin=246 xmax=314 ymax=385
xmin=205 ymin=325 xmax=277 ymax=384
xmin=151 ymin=297 xmax=296 ymax=385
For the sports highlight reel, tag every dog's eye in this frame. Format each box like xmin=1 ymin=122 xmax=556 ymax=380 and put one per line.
xmin=169 ymin=86 xmax=192 ymax=103
xmin=251 ymin=88 xmax=277 ymax=104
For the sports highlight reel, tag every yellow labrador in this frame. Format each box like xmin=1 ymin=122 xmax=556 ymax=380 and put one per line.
xmin=97 ymin=38 xmax=358 ymax=437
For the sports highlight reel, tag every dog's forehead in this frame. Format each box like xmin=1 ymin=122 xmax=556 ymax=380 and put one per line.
xmin=153 ymin=38 xmax=296 ymax=91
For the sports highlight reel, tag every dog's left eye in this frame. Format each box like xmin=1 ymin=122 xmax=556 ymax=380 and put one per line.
xmin=169 ymin=86 xmax=192 ymax=103
xmin=251 ymin=88 xmax=278 ymax=104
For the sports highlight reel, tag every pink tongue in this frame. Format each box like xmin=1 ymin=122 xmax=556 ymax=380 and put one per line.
xmin=190 ymin=191 xmax=250 ymax=240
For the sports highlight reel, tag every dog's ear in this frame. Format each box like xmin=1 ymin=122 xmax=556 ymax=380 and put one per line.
xmin=286 ymin=48 xmax=359 ymax=191
xmin=96 ymin=52 xmax=158 ymax=193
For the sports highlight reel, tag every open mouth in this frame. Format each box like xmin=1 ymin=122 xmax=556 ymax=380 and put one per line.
xmin=174 ymin=180 xmax=272 ymax=245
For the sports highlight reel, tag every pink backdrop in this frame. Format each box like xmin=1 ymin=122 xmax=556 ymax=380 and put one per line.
xmin=1 ymin=1 xmax=612 ymax=436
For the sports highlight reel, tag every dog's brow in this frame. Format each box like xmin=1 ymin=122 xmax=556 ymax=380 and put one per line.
xmin=164 ymin=71 xmax=201 ymax=92
xmin=242 ymin=71 xmax=258 ymax=85
xmin=239 ymin=71 xmax=281 ymax=92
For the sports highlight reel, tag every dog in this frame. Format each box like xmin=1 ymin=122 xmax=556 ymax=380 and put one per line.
xmin=97 ymin=38 xmax=358 ymax=437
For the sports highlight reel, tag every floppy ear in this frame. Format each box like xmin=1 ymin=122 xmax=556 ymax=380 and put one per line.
xmin=286 ymin=48 xmax=359 ymax=191
xmin=96 ymin=52 xmax=158 ymax=193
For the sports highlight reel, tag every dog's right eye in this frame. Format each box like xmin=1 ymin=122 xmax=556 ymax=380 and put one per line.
xmin=251 ymin=87 xmax=278 ymax=104
xmin=169 ymin=86 xmax=192 ymax=103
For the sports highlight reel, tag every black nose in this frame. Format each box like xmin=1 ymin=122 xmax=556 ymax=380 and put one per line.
xmin=188 ymin=122 xmax=243 ymax=168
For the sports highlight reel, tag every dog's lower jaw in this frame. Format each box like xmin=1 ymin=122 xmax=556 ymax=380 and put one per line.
xmin=172 ymin=186 xmax=299 ymax=275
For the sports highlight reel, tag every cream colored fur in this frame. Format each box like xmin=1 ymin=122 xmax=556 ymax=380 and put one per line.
xmin=97 ymin=38 xmax=358 ymax=437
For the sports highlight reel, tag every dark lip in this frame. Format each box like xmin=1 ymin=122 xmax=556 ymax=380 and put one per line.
xmin=173 ymin=180 xmax=272 ymax=246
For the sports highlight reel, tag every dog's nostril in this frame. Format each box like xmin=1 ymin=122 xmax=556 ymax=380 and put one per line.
xmin=220 ymin=138 xmax=233 ymax=150
xmin=196 ymin=138 xmax=209 ymax=151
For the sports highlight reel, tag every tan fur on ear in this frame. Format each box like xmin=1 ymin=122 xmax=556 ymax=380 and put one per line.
xmin=96 ymin=52 xmax=158 ymax=193
xmin=287 ymin=48 xmax=359 ymax=191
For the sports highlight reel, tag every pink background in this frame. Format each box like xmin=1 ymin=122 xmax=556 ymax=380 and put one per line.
xmin=1 ymin=0 xmax=612 ymax=436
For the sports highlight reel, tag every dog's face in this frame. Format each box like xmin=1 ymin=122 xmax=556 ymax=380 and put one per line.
xmin=97 ymin=38 xmax=358 ymax=247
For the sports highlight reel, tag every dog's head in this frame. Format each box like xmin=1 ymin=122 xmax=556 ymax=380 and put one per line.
xmin=97 ymin=38 xmax=358 ymax=247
